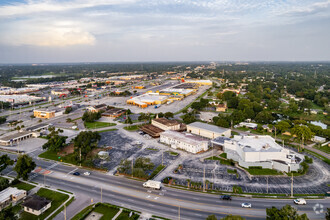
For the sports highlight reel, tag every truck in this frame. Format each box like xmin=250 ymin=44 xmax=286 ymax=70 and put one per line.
xmin=143 ymin=180 xmax=162 ymax=190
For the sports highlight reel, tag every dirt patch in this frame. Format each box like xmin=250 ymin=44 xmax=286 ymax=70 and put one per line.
xmin=88 ymin=146 xmax=113 ymax=157
xmin=58 ymin=143 xmax=74 ymax=156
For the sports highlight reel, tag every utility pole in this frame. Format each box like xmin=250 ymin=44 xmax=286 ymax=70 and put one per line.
xmin=101 ymin=187 xmax=102 ymax=203
xmin=291 ymin=173 xmax=293 ymax=198
xmin=131 ymin=158 xmax=134 ymax=178
xmin=162 ymin=151 xmax=163 ymax=166
xmin=79 ymin=148 xmax=82 ymax=167
xmin=274 ymin=127 xmax=277 ymax=140
xmin=203 ymin=166 xmax=206 ymax=192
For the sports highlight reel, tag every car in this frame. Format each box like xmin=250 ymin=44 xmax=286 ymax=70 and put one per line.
xmin=84 ymin=172 xmax=91 ymax=176
xmin=241 ymin=203 xmax=252 ymax=208
xmin=220 ymin=195 xmax=232 ymax=200
xmin=72 ymin=172 xmax=80 ymax=176
xmin=294 ymin=198 xmax=306 ymax=205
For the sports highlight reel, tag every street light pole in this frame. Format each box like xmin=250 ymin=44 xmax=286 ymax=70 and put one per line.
xmin=101 ymin=187 xmax=102 ymax=203
xmin=291 ymin=173 xmax=293 ymax=198
xmin=131 ymin=158 xmax=134 ymax=178
xmin=203 ymin=166 xmax=206 ymax=192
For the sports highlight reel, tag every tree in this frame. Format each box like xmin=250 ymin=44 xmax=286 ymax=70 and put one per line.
xmin=164 ymin=112 xmax=174 ymax=119
xmin=266 ymin=205 xmax=309 ymax=220
xmin=125 ymin=116 xmax=133 ymax=125
xmin=222 ymin=91 xmax=236 ymax=101
xmin=66 ymin=118 xmax=72 ymax=123
xmin=14 ymin=154 xmax=36 ymax=181
xmin=206 ymin=214 xmax=217 ymax=220
xmin=74 ymin=131 xmax=101 ymax=161
xmin=220 ymin=215 xmax=244 ymax=220
xmin=216 ymin=118 xmax=230 ymax=128
xmin=126 ymin=109 xmax=132 ymax=115
xmin=291 ymin=125 xmax=314 ymax=141
xmin=0 ymin=177 xmax=9 ymax=191
xmin=0 ymin=204 xmax=17 ymax=220
xmin=42 ymin=135 xmax=67 ymax=152
xmin=326 ymin=208 xmax=330 ymax=220
xmin=0 ymin=154 xmax=14 ymax=173
xmin=255 ymin=111 xmax=274 ymax=124
xmin=64 ymin=107 xmax=72 ymax=114
xmin=82 ymin=111 xmax=101 ymax=123
xmin=275 ymin=121 xmax=291 ymax=133
xmin=268 ymin=99 xmax=280 ymax=110
xmin=0 ymin=117 xmax=6 ymax=125
xmin=182 ymin=113 xmax=196 ymax=124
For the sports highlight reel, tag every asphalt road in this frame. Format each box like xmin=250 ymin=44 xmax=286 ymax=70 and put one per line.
xmin=2 ymin=152 xmax=328 ymax=220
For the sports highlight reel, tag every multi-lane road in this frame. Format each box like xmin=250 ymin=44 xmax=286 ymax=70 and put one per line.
xmin=2 ymin=151 xmax=328 ymax=220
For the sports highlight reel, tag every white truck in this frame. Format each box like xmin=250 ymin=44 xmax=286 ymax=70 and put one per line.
xmin=143 ymin=180 xmax=162 ymax=190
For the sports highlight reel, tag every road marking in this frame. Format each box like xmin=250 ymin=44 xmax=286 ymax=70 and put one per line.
xmin=67 ymin=168 xmax=78 ymax=175
xmin=146 ymin=195 xmax=151 ymax=198
xmin=154 ymin=197 xmax=159 ymax=200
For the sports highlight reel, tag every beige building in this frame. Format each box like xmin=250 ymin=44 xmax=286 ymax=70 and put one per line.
xmin=0 ymin=131 xmax=40 ymax=146
xmin=152 ymin=118 xmax=181 ymax=131
xmin=186 ymin=122 xmax=231 ymax=139
xmin=34 ymin=109 xmax=55 ymax=119
xmin=22 ymin=195 xmax=51 ymax=216
xmin=160 ymin=130 xmax=208 ymax=154
xmin=0 ymin=187 xmax=27 ymax=210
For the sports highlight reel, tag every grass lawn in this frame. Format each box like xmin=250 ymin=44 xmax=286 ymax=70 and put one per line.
xmin=205 ymin=156 xmax=235 ymax=166
xmin=116 ymin=210 xmax=140 ymax=220
xmin=167 ymin=151 xmax=179 ymax=156
xmin=149 ymin=165 xmax=166 ymax=179
xmin=11 ymin=181 xmax=35 ymax=191
xmin=227 ymin=169 xmax=237 ymax=174
xmin=219 ymin=153 xmax=227 ymax=158
xmin=304 ymin=149 xmax=330 ymax=165
xmin=245 ymin=167 xmax=282 ymax=175
xmin=97 ymin=128 xmax=118 ymax=133
xmin=71 ymin=204 xmax=94 ymax=220
xmin=20 ymin=188 xmax=69 ymax=220
xmin=94 ymin=204 xmax=120 ymax=220
xmin=84 ymin=121 xmax=116 ymax=129
xmin=146 ymin=148 xmax=158 ymax=151
xmin=314 ymin=145 xmax=330 ymax=154
xmin=39 ymin=150 xmax=77 ymax=164
xmin=123 ymin=124 xmax=142 ymax=131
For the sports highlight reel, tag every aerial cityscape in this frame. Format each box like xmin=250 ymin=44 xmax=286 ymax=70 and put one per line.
xmin=0 ymin=1 xmax=329 ymax=220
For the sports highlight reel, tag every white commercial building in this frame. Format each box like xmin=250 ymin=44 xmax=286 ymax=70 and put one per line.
xmin=160 ymin=130 xmax=208 ymax=154
xmin=0 ymin=187 xmax=27 ymax=210
xmin=186 ymin=122 xmax=231 ymax=139
xmin=222 ymin=135 xmax=303 ymax=173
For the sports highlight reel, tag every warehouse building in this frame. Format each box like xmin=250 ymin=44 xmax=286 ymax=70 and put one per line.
xmin=160 ymin=130 xmax=208 ymax=154
xmin=127 ymin=93 xmax=168 ymax=108
xmin=223 ymin=135 xmax=303 ymax=173
xmin=33 ymin=108 xmax=63 ymax=119
xmin=86 ymin=104 xmax=107 ymax=113
xmin=186 ymin=122 xmax=231 ymax=139
xmin=140 ymin=124 xmax=164 ymax=138
xmin=151 ymin=118 xmax=184 ymax=131
xmin=0 ymin=131 xmax=40 ymax=146
xmin=101 ymin=108 xmax=126 ymax=118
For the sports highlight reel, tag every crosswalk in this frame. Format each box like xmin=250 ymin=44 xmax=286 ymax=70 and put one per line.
xmin=30 ymin=162 xmax=58 ymax=180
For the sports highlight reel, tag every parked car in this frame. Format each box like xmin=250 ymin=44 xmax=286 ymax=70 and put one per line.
xmin=220 ymin=195 xmax=232 ymax=200
xmin=294 ymin=198 xmax=306 ymax=205
xmin=241 ymin=203 xmax=252 ymax=208
xmin=73 ymin=172 xmax=80 ymax=176
xmin=84 ymin=172 xmax=91 ymax=176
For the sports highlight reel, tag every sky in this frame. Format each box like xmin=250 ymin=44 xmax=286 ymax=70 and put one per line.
xmin=0 ymin=0 xmax=330 ymax=63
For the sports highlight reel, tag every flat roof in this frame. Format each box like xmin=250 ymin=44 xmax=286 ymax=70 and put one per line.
xmin=161 ymin=130 xmax=208 ymax=146
xmin=231 ymin=135 xmax=282 ymax=152
xmin=153 ymin=118 xmax=180 ymax=126
xmin=26 ymin=123 xmax=50 ymax=131
xmin=187 ymin=122 xmax=230 ymax=134
xmin=0 ymin=131 xmax=36 ymax=142
xmin=0 ymin=187 xmax=26 ymax=203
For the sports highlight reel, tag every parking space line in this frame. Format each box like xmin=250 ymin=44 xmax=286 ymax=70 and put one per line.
xmin=67 ymin=168 xmax=78 ymax=175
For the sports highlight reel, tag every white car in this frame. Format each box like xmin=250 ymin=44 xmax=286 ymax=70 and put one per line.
xmin=294 ymin=198 xmax=306 ymax=205
xmin=241 ymin=203 xmax=252 ymax=208
xmin=84 ymin=172 xmax=91 ymax=176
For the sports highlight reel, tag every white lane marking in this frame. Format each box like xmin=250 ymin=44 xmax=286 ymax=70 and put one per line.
xmin=146 ymin=195 xmax=151 ymax=198
xmin=154 ymin=197 xmax=159 ymax=200
xmin=67 ymin=168 xmax=78 ymax=175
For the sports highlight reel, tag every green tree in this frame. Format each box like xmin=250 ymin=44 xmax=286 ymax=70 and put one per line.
xmin=182 ymin=113 xmax=196 ymax=124
xmin=0 ymin=177 xmax=9 ymax=191
xmin=42 ymin=135 xmax=67 ymax=152
xmin=291 ymin=125 xmax=314 ymax=141
xmin=82 ymin=111 xmax=101 ymax=123
xmin=64 ymin=107 xmax=72 ymax=114
xmin=0 ymin=117 xmax=6 ymax=125
xmin=14 ymin=154 xmax=36 ymax=181
xmin=268 ymin=99 xmax=280 ymax=110
xmin=325 ymin=208 xmax=330 ymax=220
xmin=216 ymin=118 xmax=230 ymax=128
xmin=74 ymin=131 xmax=101 ymax=161
xmin=164 ymin=112 xmax=174 ymax=119
xmin=0 ymin=204 xmax=17 ymax=220
xmin=220 ymin=215 xmax=244 ymax=220
xmin=125 ymin=116 xmax=133 ymax=125
xmin=275 ymin=121 xmax=291 ymax=133
xmin=0 ymin=154 xmax=14 ymax=173
xmin=255 ymin=111 xmax=274 ymax=124
xmin=266 ymin=205 xmax=309 ymax=220
xmin=206 ymin=214 xmax=217 ymax=220
xmin=223 ymin=91 xmax=236 ymax=101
